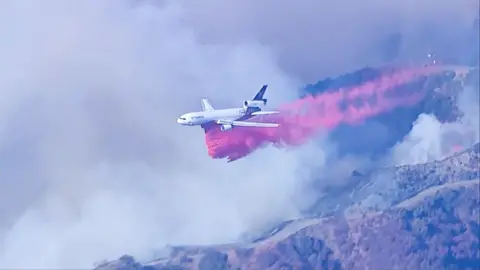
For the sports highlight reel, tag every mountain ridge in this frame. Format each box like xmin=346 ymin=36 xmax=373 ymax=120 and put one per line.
xmin=94 ymin=65 xmax=479 ymax=269
xmin=95 ymin=142 xmax=479 ymax=270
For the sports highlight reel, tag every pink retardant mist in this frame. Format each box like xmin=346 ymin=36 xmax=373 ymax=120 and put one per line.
xmin=204 ymin=65 xmax=443 ymax=162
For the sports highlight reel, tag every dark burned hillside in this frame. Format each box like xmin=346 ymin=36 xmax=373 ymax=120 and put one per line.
xmin=303 ymin=66 xmax=477 ymax=160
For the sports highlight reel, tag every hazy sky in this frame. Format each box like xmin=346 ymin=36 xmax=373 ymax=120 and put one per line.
xmin=0 ymin=0 xmax=477 ymax=268
xmin=175 ymin=0 xmax=478 ymax=79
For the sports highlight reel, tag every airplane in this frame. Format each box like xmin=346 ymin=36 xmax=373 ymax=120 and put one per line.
xmin=177 ymin=85 xmax=280 ymax=131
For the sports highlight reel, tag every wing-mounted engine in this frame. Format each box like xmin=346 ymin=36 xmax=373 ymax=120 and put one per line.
xmin=243 ymin=99 xmax=267 ymax=108
xmin=220 ymin=124 xmax=233 ymax=131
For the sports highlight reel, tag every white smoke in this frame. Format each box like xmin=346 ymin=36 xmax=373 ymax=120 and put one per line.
xmin=392 ymin=82 xmax=479 ymax=165
xmin=0 ymin=1 xmax=314 ymax=268
xmin=0 ymin=0 xmax=477 ymax=268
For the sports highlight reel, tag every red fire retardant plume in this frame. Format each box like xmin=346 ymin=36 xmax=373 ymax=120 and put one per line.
xmin=204 ymin=65 xmax=443 ymax=162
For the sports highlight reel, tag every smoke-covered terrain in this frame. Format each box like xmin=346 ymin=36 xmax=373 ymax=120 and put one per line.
xmin=94 ymin=67 xmax=480 ymax=270
xmin=0 ymin=0 xmax=478 ymax=269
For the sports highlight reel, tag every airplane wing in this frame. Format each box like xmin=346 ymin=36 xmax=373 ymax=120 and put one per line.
xmin=251 ymin=111 xmax=279 ymax=116
xmin=217 ymin=119 xmax=279 ymax=128
xmin=232 ymin=121 xmax=279 ymax=127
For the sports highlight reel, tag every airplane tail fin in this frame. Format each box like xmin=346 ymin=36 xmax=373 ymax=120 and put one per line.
xmin=253 ymin=85 xmax=268 ymax=104
xmin=201 ymin=99 xmax=214 ymax=111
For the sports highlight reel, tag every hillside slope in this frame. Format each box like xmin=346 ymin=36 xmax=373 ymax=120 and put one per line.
xmin=94 ymin=143 xmax=480 ymax=270
xmin=307 ymin=142 xmax=479 ymax=218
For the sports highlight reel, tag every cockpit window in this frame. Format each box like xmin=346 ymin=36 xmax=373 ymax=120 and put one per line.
xmin=179 ymin=117 xmax=186 ymax=120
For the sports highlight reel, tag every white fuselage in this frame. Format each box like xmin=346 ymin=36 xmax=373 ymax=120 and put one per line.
xmin=177 ymin=85 xmax=277 ymax=131
xmin=177 ymin=108 xmax=247 ymax=126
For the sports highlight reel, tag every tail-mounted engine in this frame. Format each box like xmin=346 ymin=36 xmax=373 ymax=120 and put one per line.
xmin=243 ymin=99 xmax=267 ymax=108
xmin=220 ymin=124 xmax=233 ymax=131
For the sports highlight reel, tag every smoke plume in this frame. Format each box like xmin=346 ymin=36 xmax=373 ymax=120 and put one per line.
xmin=0 ymin=0 xmax=477 ymax=268
xmin=391 ymin=68 xmax=479 ymax=165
